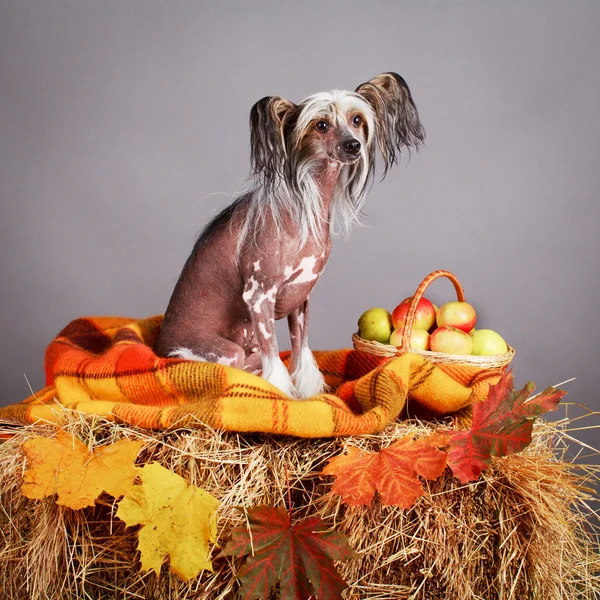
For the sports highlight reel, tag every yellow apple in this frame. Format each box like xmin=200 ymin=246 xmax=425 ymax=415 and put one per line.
xmin=430 ymin=326 xmax=473 ymax=355
xmin=358 ymin=308 xmax=393 ymax=343
xmin=470 ymin=329 xmax=508 ymax=356
xmin=389 ymin=327 xmax=430 ymax=350
xmin=436 ymin=301 xmax=477 ymax=333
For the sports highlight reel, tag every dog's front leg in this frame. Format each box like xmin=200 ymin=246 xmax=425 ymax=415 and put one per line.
xmin=244 ymin=283 xmax=297 ymax=397
xmin=288 ymin=299 xmax=326 ymax=398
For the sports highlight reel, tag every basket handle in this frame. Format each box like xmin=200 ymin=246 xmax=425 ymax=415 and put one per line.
xmin=399 ymin=270 xmax=465 ymax=354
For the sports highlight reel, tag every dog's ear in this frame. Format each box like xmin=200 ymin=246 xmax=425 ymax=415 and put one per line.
xmin=249 ymin=96 xmax=296 ymax=184
xmin=355 ymin=72 xmax=425 ymax=173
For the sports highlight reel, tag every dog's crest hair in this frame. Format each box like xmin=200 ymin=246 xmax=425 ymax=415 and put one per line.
xmin=238 ymin=90 xmax=376 ymax=255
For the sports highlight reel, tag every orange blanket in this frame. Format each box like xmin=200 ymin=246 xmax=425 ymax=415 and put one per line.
xmin=0 ymin=316 xmax=504 ymax=437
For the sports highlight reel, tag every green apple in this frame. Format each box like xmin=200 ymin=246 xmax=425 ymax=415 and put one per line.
xmin=389 ymin=327 xmax=430 ymax=350
xmin=358 ymin=308 xmax=393 ymax=343
xmin=430 ymin=326 xmax=473 ymax=355
xmin=470 ymin=329 xmax=508 ymax=356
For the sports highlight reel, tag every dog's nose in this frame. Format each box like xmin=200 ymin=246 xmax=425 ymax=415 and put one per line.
xmin=343 ymin=139 xmax=361 ymax=155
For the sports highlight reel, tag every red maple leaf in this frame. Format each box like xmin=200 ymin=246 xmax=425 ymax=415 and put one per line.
xmin=321 ymin=432 xmax=449 ymax=508
xmin=447 ymin=370 xmax=566 ymax=482
xmin=220 ymin=505 xmax=355 ymax=600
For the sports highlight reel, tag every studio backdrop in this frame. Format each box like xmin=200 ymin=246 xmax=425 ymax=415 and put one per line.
xmin=1 ymin=1 xmax=599 ymax=454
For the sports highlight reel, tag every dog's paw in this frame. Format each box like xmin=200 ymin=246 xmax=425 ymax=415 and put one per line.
xmin=262 ymin=356 xmax=297 ymax=398
xmin=291 ymin=346 xmax=327 ymax=399
xmin=295 ymin=374 xmax=327 ymax=399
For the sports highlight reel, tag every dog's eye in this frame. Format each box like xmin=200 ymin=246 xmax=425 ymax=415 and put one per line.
xmin=352 ymin=114 xmax=362 ymax=127
xmin=315 ymin=120 xmax=329 ymax=133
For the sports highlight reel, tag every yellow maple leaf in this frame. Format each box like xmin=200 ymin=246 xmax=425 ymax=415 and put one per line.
xmin=21 ymin=431 xmax=144 ymax=510
xmin=115 ymin=462 xmax=220 ymax=581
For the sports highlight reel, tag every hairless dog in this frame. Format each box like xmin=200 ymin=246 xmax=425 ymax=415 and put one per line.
xmin=154 ymin=72 xmax=425 ymax=398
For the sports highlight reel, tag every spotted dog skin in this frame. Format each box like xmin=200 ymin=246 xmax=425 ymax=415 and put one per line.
xmin=155 ymin=169 xmax=336 ymax=398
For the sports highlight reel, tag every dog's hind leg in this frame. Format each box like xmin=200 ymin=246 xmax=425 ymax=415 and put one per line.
xmin=167 ymin=336 xmax=246 ymax=368
xmin=288 ymin=299 xmax=326 ymax=398
xmin=243 ymin=348 xmax=263 ymax=374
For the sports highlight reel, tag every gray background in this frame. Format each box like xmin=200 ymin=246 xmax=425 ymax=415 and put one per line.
xmin=1 ymin=1 xmax=599 ymax=455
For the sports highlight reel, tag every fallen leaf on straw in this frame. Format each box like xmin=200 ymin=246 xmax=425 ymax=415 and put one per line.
xmin=447 ymin=370 xmax=566 ymax=482
xmin=321 ymin=432 xmax=448 ymax=508
xmin=116 ymin=461 xmax=220 ymax=581
xmin=21 ymin=430 xmax=143 ymax=509
xmin=221 ymin=505 xmax=355 ymax=600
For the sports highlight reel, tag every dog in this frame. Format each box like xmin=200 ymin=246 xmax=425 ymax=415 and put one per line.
xmin=154 ymin=72 xmax=425 ymax=398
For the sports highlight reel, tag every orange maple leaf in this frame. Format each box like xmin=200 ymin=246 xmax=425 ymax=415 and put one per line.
xmin=22 ymin=430 xmax=144 ymax=510
xmin=321 ymin=433 xmax=448 ymax=508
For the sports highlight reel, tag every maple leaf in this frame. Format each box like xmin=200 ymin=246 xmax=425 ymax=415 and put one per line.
xmin=321 ymin=432 xmax=448 ymax=508
xmin=21 ymin=431 xmax=143 ymax=509
xmin=115 ymin=462 xmax=220 ymax=581
xmin=221 ymin=505 xmax=355 ymax=600
xmin=447 ymin=370 xmax=566 ymax=482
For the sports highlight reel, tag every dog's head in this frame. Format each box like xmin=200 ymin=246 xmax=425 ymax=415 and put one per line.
xmin=289 ymin=89 xmax=374 ymax=168
xmin=249 ymin=72 xmax=425 ymax=187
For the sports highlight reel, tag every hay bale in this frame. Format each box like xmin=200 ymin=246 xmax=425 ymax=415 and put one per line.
xmin=0 ymin=412 xmax=598 ymax=600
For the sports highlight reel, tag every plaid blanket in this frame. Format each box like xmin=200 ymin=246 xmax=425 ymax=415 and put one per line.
xmin=0 ymin=316 xmax=504 ymax=437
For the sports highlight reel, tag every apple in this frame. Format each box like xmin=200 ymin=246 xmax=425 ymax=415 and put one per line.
xmin=429 ymin=303 xmax=439 ymax=332
xmin=470 ymin=329 xmax=508 ymax=356
xmin=389 ymin=327 xmax=430 ymax=351
xmin=358 ymin=307 xmax=393 ymax=343
xmin=430 ymin=326 xmax=473 ymax=355
xmin=392 ymin=296 xmax=436 ymax=331
xmin=436 ymin=301 xmax=477 ymax=333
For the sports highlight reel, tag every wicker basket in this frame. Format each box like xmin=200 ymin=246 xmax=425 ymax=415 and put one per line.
xmin=353 ymin=269 xmax=515 ymax=369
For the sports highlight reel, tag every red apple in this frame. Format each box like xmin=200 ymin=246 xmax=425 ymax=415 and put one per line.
xmin=436 ymin=301 xmax=476 ymax=333
xmin=430 ymin=326 xmax=473 ymax=355
xmin=392 ymin=296 xmax=436 ymax=332
xmin=389 ymin=327 xmax=430 ymax=351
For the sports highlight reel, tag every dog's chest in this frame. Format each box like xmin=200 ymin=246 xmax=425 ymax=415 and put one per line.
xmin=275 ymin=251 xmax=330 ymax=316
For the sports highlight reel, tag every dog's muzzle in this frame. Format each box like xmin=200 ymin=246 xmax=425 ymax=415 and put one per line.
xmin=337 ymin=138 xmax=361 ymax=162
